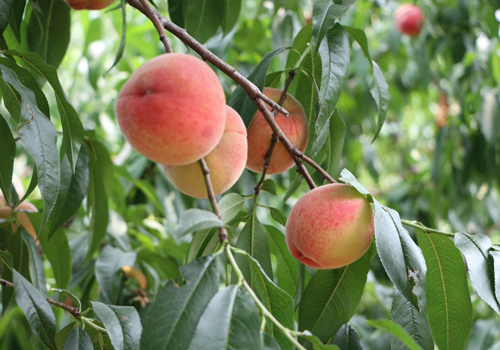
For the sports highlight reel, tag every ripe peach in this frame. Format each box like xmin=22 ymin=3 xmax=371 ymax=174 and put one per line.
xmin=116 ymin=53 xmax=226 ymax=165
xmin=246 ymin=88 xmax=309 ymax=175
xmin=64 ymin=0 xmax=115 ymax=10
xmin=394 ymin=4 xmax=424 ymax=37
xmin=0 ymin=195 xmax=38 ymax=241
xmin=162 ymin=106 xmax=247 ymax=198
xmin=285 ymin=184 xmax=374 ymax=269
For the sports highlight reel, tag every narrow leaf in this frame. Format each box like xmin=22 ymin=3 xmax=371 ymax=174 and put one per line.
xmin=140 ymin=255 xmax=219 ymax=350
xmin=221 ymin=0 xmax=241 ymax=35
xmin=369 ymin=61 xmax=389 ymax=143
xmin=312 ymin=24 xmax=349 ymax=156
xmin=0 ymin=64 xmax=60 ymax=235
xmin=2 ymin=50 xmax=84 ymax=171
xmin=491 ymin=250 xmax=500 ymax=304
xmin=0 ymin=0 xmax=13 ymax=36
xmin=454 ymin=232 xmax=500 ymax=315
xmin=188 ymin=286 xmax=262 ymax=350
xmin=298 ymin=244 xmax=373 ymax=345
xmin=0 ymin=113 xmax=15 ymax=204
xmin=415 ymin=230 xmax=473 ymax=350
xmin=106 ymin=0 xmax=126 ymax=73
xmin=343 ymin=26 xmax=372 ymax=65
xmin=91 ymin=301 xmax=142 ymax=350
xmin=21 ymin=229 xmax=47 ymax=294
xmin=187 ymin=228 xmax=217 ymax=262
xmin=268 ymin=207 xmax=287 ymax=226
xmin=228 ymin=47 xmax=287 ymax=127
xmin=367 ymin=319 xmax=424 ymax=350
xmin=63 ymin=326 xmax=93 ymax=350
xmin=260 ymin=179 xmax=278 ymax=195
xmin=219 ymin=193 xmax=248 ymax=223
xmin=8 ymin=0 xmax=26 ymax=42
xmin=175 ymin=208 xmax=223 ymax=237
xmin=331 ymin=324 xmax=363 ymax=350
xmin=13 ymin=270 xmax=56 ymax=350
xmin=27 ymin=0 xmax=70 ymax=69
xmin=326 ymin=108 xmax=345 ymax=178
xmin=311 ymin=0 xmax=347 ymax=57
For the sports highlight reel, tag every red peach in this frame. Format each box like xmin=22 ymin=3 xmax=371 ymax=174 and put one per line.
xmin=285 ymin=184 xmax=374 ymax=269
xmin=394 ymin=4 xmax=425 ymax=37
xmin=246 ymin=88 xmax=309 ymax=175
xmin=162 ymin=106 xmax=247 ymax=198
xmin=116 ymin=53 xmax=226 ymax=165
xmin=64 ymin=0 xmax=115 ymax=10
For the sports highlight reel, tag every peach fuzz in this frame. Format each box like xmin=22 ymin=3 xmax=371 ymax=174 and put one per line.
xmin=162 ymin=106 xmax=247 ymax=198
xmin=116 ymin=53 xmax=226 ymax=165
xmin=64 ymin=0 xmax=115 ymax=10
xmin=0 ymin=195 xmax=38 ymax=241
xmin=394 ymin=4 xmax=424 ymax=37
xmin=285 ymin=184 xmax=374 ymax=269
xmin=246 ymin=88 xmax=309 ymax=175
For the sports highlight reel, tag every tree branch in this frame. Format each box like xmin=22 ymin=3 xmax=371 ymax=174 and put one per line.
xmin=199 ymin=158 xmax=228 ymax=243
xmin=137 ymin=0 xmax=173 ymax=53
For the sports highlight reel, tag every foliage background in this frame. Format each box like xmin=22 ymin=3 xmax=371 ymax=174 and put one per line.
xmin=0 ymin=0 xmax=500 ymax=349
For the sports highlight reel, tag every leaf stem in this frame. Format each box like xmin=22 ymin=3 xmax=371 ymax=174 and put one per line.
xmin=226 ymin=247 xmax=307 ymax=350
xmin=400 ymin=219 xmax=455 ymax=237
xmin=80 ymin=316 xmax=108 ymax=333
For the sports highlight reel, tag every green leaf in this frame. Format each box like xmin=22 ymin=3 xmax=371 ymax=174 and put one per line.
xmin=311 ymin=24 xmax=349 ymax=156
xmin=106 ymin=0 xmax=126 ymax=73
xmin=415 ymin=230 xmax=473 ymax=350
xmin=267 ymin=207 xmax=287 ymax=226
xmin=283 ymin=171 xmax=302 ymax=203
xmin=175 ymin=208 xmax=224 ymax=237
xmin=366 ymin=319 xmax=424 ymax=350
xmin=338 ymin=169 xmax=371 ymax=196
xmin=27 ymin=0 xmax=70 ymax=69
xmin=187 ymin=228 xmax=218 ymax=262
xmin=0 ymin=0 xmax=13 ymax=35
xmin=260 ymin=178 xmax=278 ymax=195
xmin=21 ymin=229 xmax=47 ymax=294
xmin=17 ymin=166 xmax=37 ymax=206
xmin=491 ymin=250 xmax=500 ymax=304
xmin=261 ymin=332 xmax=281 ymax=350
xmin=13 ymin=269 xmax=56 ymax=350
xmin=0 ymin=64 xmax=60 ymax=235
xmin=55 ymin=322 xmax=77 ymax=350
xmin=264 ymin=224 xmax=297 ymax=298
xmin=168 ymin=0 xmax=184 ymax=27
xmin=326 ymin=108 xmax=345 ymax=178
xmin=0 ymin=250 xmax=13 ymax=269
xmin=245 ymin=253 xmax=294 ymax=350
xmin=369 ymin=61 xmax=389 ymax=143
xmin=85 ymin=139 xmax=111 ymax=262
xmin=311 ymin=0 xmax=347 ymax=58
xmin=228 ymin=47 xmax=287 ymax=127
xmin=63 ymin=326 xmax=93 ymax=350
xmin=188 ymin=286 xmax=262 ymax=350
xmin=50 ymin=289 xmax=81 ymax=312
xmin=221 ymin=0 xmax=241 ymax=35
xmin=298 ymin=244 xmax=373 ymax=346
xmin=2 ymin=50 xmax=84 ymax=171
xmin=83 ymin=324 xmax=115 ymax=350
xmin=219 ymin=193 xmax=249 ymax=223
xmin=454 ymin=232 xmax=500 ymax=315
xmin=47 ymin=145 xmax=89 ymax=237
xmin=390 ymin=290 xmax=433 ymax=350
xmin=331 ymin=324 xmax=363 ymax=350
xmin=95 ymin=246 xmax=137 ymax=305
xmin=235 ymin=215 xmax=273 ymax=287
xmin=140 ymin=255 xmax=219 ymax=350
xmin=7 ymin=0 xmax=26 ymax=42
xmin=91 ymin=302 xmax=142 ymax=350
xmin=183 ymin=0 xmax=225 ymax=44
xmin=343 ymin=26 xmax=372 ymax=65
xmin=0 ymin=113 xmax=15 ymax=204
xmin=373 ymin=202 xmax=426 ymax=310
xmin=299 ymin=332 xmax=340 ymax=350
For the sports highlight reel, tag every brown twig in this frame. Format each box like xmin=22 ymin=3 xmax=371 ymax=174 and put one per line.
xmin=0 ymin=278 xmax=81 ymax=317
xmin=300 ymin=154 xmax=337 ymax=183
xmin=254 ymin=133 xmax=279 ymax=195
xmin=199 ymin=158 xmax=229 ymax=243
xmin=137 ymin=0 xmax=173 ymax=53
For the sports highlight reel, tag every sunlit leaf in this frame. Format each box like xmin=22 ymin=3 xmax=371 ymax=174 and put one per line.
xmin=175 ymin=208 xmax=224 ymax=237
xmin=367 ymin=319 xmax=424 ymax=350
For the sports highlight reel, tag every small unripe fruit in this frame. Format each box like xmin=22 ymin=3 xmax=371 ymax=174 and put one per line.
xmin=64 ymin=0 xmax=115 ymax=10
xmin=0 ymin=195 xmax=38 ymax=241
xmin=163 ymin=106 xmax=247 ymax=198
xmin=116 ymin=53 xmax=226 ymax=165
xmin=246 ymin=88 xmax=309 ymax=175
xmin=285 ymin=184 xmax=374 ymax=269
xmin=394 ymin=4 xmax=424 ymax=37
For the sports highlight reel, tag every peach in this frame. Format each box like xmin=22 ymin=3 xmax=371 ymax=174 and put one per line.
xmin=246 ymin=88 xmax=309 ymax=175
xmin=162 ymin=106 xmax=247 ymax=198
xmin=0 ymin=195 xmax=38 ymax=241
xmin=285 ymin=184 xmax=374 ymax=269
xmin=116 ymin=53 xmax=226 ymax=165
xmin=394 ymin=4 xmax=424 ymax=37
xmin=64 ymin=0 xmax=115 ymax=10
